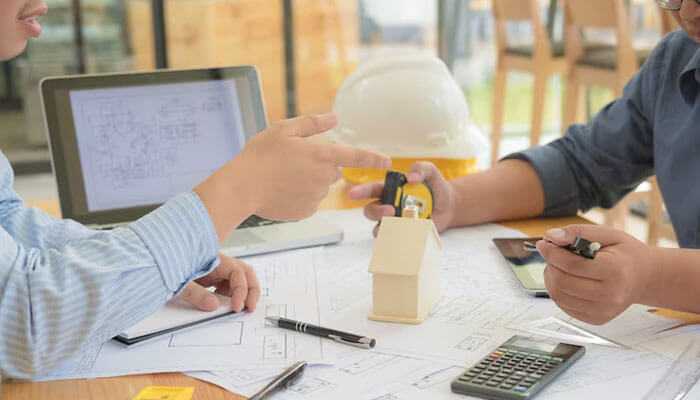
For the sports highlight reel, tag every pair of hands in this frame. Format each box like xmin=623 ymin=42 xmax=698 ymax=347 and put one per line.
xmin=350 ymin=162 xmax=659 ymax=326
xmin=187 ymin=113 xmax=390 ymax=313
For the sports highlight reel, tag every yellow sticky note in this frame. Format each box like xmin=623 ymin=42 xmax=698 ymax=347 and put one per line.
xmin=132 ymin=386 xmax=194 ymax=400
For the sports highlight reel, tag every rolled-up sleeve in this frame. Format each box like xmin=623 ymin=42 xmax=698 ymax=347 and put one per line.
xmin=504 ymin=37 xmax=664 ymax=217
xmin=130 ymin=192 xmax=220 ymax=292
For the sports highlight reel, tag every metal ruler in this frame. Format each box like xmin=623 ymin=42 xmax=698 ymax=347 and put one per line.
xmin=643 ymin=338 xmax=700 ymax=400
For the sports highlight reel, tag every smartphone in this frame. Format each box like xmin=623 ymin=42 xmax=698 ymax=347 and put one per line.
xmin=493 ymin=238 xmax=548 ymax=297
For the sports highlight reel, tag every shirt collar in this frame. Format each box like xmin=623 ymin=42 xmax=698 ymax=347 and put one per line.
xmin=679 ymin=48 xmax=700 ymax=104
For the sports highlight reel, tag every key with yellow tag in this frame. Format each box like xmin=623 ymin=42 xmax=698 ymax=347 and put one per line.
xmin=132 ymin=386 xmax=194 ymax=400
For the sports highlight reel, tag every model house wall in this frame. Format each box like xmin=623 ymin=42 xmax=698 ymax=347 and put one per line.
xmin=368 ymin=216 xmax=443 ymax=324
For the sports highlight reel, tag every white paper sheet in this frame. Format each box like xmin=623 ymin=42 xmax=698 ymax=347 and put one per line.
xmin=189 ymin=345 xmax=672 ymax=400
xmin=43 ymin=247 xmax=326 ymax=380
xmin=40 ymin=208 xmax=690 ymax=393
xmin=185 ymin=209 xmax=686 ymax=399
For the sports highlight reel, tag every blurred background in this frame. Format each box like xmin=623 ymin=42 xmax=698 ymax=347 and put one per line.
xmin=1 ymin=0 xmax=675 ymax=244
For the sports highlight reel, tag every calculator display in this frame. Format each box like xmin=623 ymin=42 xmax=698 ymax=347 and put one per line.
xmin=510 ymin=338 xmax=557 ymax=353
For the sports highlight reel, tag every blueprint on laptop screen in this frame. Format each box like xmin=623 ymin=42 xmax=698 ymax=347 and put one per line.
xmin=69 ymin=80 xmax=246 ymax=212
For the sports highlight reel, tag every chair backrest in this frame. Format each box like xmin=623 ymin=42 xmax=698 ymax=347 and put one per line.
xmin=659 ymin=7 xmax=680 ymax=35
xmin=491 ymin=0 xmax=552 ymax=59
xmin=562 ymin=0 xmax=636 ymax=77
xmin=565 ymin=0 xmax=620 ymax=28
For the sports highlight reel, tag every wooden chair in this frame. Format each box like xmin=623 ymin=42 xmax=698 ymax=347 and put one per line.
xmin=561 ymin=0 xmax=663 ymax=243
xmin=490 ymin=0 xmax=567 ymax=165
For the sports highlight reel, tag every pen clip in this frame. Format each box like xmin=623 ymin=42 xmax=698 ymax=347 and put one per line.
xmin=328 ymin=334 xmax=373 ymax=349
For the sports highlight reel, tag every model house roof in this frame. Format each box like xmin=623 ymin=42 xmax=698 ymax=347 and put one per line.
xmin=369 ymin=217 xmax=442 ymax=276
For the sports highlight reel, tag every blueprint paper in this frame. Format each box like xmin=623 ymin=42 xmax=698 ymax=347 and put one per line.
xmin=185 ymin=209 xmax=688 ymax=399
xmin=42 ymin=247 xmax=326 ymax=380
xmin=39 ymin=208 xmax=688 ymax=390
xmin=189 ymin=346 xmax=672 ymax=400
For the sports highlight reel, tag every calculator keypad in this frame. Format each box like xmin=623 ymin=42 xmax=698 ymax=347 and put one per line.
xmin=457 ymin=348 xmax=562 ymax=394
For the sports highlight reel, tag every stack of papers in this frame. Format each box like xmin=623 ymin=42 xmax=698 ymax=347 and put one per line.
xmin=41 ymin=209 xmax=700 ymax=399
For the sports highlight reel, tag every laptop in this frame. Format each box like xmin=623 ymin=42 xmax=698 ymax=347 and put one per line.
xmin=40 ymin=66 xmax=343 ymax=258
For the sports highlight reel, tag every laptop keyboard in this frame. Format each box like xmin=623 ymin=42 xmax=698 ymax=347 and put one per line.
xmin=238 ymin=215 xmax=284 ymax=229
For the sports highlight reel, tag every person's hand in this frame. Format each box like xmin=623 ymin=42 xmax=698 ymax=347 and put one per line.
xmin=179 ymin=254 xmax=261 ymax=313
xmin=348 ymin=161 xmax=457 ymax=234
xmin=195 ymin=113 xmax=391 ymax=240
xmin=536 ymin=225 xmax=659 ymax=325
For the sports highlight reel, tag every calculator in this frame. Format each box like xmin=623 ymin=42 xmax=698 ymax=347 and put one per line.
xmin=451 ymin=336 xmax=585 ymax=399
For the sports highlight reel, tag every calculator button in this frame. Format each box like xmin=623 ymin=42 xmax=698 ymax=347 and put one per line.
xmin=540 ymin=355 xmax=552 ymax=361
xmin=472 ymin=379 xmax=486 ymax=385
xmin=500 ymin=383 xmax=514 ymax=390
xmin=488 ymin=367 xmax=500 ymax=373
xmin=486 ymin=380 xmax=501 ymax=387
xmin=531 ymin=373 xmax=544 ymax=380
xmin=551 ymin=357 xmax=564 ymax=363
xmin=513 ymin=386 xmax=529 ymax=393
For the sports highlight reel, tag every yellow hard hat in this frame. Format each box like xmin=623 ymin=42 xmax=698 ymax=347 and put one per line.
xmin=328 ymin=54 xmax=486 ymax=180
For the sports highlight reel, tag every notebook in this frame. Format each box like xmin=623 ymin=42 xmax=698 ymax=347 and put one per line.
xmin=114 ymin=295 xmax=239 ymax=346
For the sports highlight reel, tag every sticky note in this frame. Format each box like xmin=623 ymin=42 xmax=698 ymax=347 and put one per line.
xmin=132 ymin=386 xmax=194 ymax=400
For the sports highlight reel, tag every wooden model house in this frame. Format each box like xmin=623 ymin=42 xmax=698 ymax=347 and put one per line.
xmin=368 ymin=216 xmax=443 ymax=324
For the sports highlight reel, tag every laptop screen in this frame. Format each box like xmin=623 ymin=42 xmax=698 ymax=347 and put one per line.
xmin=42 ymin=67 xmax=267 ymax=225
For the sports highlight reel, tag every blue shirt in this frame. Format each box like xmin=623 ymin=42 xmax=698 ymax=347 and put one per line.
xmin=0 ymin=152 xmax=220 ymax=379
xmin=510 ymin=30 xmax=700 ymax=248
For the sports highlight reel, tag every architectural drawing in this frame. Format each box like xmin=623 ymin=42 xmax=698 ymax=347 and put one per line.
xmin=339 ymin=353 xmax=398 ymax=375
xmin=68 ymin=80 xmax=246 ymax=211
xmin=168 ymin=321 xmax=244 ymax=347
xmin=288 ymin=377 xmax=335 ymax=395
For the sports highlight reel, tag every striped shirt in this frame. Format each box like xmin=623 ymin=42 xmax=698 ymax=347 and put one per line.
xmin=0 ymin=151 xmax=220 ymax=379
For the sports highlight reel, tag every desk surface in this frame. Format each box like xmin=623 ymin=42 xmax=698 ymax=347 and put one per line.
xmin=5 ymin=181 xmax=586 ymax=400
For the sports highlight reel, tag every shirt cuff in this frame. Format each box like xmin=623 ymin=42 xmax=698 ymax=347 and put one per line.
xmin=503 ymin=145 xmax=580 ymax=217
xmin=128 ymin=192 xmax=220 ymax=293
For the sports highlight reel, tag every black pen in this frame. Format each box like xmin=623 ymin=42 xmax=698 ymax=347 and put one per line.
xmin=524 ymin=236 xmax=602 ymax=259
xmin=266 ymin=316 xmax=376 ymax=349
xmin=249 ymin=361 xmax=306 ymax=400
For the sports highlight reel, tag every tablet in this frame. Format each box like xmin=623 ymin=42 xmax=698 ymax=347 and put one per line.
xmin=493 ymin=237 xmax=548 ymax=297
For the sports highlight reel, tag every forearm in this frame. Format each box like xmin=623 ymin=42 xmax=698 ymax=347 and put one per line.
xmin=194 ymin=158 xmax=258 ymax=243
xmin=0 ymin=193 xmax=220 ymax=379
xmin=643 ymin=247 xmax=700 ymax=313
xmin=448 ymin=159 xmax=545 ymax=228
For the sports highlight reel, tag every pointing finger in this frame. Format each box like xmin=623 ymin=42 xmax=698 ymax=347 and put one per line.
xmin=328 ymin=144 xmax=391 ymax=169
xmin=279 ymin=113 xmax=338 ymax=138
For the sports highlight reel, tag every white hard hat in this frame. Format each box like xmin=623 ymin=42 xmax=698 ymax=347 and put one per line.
xmin=328 ymin=54 xmax=485 ymax=159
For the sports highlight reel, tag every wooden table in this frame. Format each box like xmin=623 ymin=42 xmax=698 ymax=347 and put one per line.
xmin=5 ymin=181 xmax=585 ymax=400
